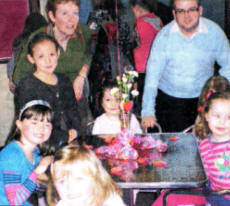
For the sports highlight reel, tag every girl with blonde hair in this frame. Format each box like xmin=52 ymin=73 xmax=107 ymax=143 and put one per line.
xmin=47 ymin=145 xmax=126 ymax=206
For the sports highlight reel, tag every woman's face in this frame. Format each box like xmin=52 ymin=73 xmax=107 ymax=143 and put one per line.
xmin=49 ymin=1 xmax=79 ymax=36
xmin=53 ymin=162 xmax=94 ymax=206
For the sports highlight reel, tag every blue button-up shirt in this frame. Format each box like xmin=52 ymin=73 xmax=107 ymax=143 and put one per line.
xmin=142 ymin=17 xmax=230 ymax=117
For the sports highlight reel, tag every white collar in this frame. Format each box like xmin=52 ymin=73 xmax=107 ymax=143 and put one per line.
xmin=170 ymin=17 xmax=208 ymax=38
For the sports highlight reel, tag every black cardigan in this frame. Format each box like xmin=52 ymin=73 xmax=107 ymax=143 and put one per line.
xmin=15 ymin=73 xmax=81 ymax=149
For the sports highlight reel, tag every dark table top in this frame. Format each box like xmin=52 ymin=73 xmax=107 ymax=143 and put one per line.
xmin=80 ymin=133 xmax=208 ymax=189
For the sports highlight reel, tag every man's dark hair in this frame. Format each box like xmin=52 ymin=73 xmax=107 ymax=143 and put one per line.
xmin=172 ymin=0 xmax=201 ymax=9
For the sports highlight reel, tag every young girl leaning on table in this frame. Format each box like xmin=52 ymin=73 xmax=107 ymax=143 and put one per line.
xmin=46 ymin=145 xmax=126 ymax=206
xmin=92 ymin=82 xmax=142 ymax=135
xmin=152 ymin=91 xmax=230 ymax=206
xmin=0 ymin=100 xmax=54 ymax=205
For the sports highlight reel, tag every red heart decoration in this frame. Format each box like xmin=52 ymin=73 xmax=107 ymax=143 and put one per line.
xmin=153 ymin=160 xmax=166 ymax=168
xmin=123 ymin=101 xmax=133 ymax=112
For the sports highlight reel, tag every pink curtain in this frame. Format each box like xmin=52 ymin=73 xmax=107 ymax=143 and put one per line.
xmin=0 ymin=0 xmax=29 ymax=60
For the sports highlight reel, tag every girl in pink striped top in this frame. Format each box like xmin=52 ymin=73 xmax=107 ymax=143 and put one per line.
xmin=152 ymin=91 xmax=230 ymax=206
xmin=197 ymin=91 xmax=230 ymax=205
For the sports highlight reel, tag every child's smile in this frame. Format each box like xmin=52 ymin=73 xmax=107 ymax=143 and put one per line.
xmin=205 ymin=99 xmax=230 ymax=142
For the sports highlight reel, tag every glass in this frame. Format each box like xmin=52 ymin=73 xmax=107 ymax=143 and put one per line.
xmin=174 ymin=7 xmax=199 ymax=15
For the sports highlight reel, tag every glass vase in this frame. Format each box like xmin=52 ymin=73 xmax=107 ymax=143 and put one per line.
xmin=120 ymin=110 xmax=130 ymax=132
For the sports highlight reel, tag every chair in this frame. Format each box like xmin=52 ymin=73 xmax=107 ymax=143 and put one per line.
xmin=182 ymin=124 xmax=195 ymax=133
xmin=0 ymin=0 xmax=29 ymax=61
xmin=144 ymin=122 xmax=162 ymax=134
xmin=162 ymin=188 xmax=230 ymax=206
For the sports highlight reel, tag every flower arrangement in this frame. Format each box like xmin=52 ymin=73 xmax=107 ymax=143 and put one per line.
xmin=111 ymin=71 xmax=139 ymax=113
xmin=110 ymin=70 xmax=139 ymax=130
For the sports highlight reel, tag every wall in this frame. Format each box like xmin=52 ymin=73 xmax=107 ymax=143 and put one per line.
xmin=0 ymin=64 xmax=14 ymax=146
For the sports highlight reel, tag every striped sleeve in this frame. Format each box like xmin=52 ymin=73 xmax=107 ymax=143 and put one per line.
xmin=3 ymin=170 xmax=38 ymax=205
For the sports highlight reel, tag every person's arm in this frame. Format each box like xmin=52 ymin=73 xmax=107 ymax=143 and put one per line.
xmin=73 ymin=24 xmax=93 ymax=99
xmin=3 ymin=170 xmax=38 ymax=205
xmin=3 ymin=155 xmax=52 ymax=205
xmin=215 ymin=26 xmax=230 ymax=81
xmin=12 ymin=38 xmax=35 ymax=85
xmin=7 ymin=54 xmax=17 ymax=93
xmin=61 ymin=75 xmax=81 ymax=134
xmin=92 ymin=117 xmax=100 ymax=135
xmin=141 ymin=29 xmax=167 ymax=127
xmin=73 ymin=64 xmax=89 ymax=100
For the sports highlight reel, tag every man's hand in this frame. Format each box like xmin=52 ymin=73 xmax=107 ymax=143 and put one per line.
xmin=141 ymin=116 xmax=157 ymax=129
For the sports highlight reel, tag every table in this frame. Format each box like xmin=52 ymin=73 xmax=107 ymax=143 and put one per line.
xmin=81 ymin=132 xmax=207 ymax=190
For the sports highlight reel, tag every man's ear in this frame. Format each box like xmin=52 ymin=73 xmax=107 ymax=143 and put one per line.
xmin=199 ymin=6 xmax=203 ymax=16
xmin=48 ymin=10 xmax=56 ymax=24
xmin=172 ymin=9 xmax=176 ymax=20
xmin=26 ymin=54 xmax=35 ymax=64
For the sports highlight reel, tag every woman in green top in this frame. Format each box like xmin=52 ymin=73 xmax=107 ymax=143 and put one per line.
xmin=12 ymin=0 xmax=93 ymax=134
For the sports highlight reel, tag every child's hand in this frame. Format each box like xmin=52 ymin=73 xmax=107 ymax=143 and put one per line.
xmin=34 ymin=155 xmax=53 ymax=175
xmin=68 ymin=129 xmax=78 ymax=144
xmin=37 ymin=173 xmax=49 ymax=187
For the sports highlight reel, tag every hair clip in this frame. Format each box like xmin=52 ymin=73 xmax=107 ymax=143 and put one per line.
xmin=19 ymin=100 xmax=52 ymax=120
xmin=198 ymin=89 xmax=216 ymax=112
xmin=197 ymin=106 xmax=205 ymax=112
xmin=205 ymin=89 xmax=215 ymax=100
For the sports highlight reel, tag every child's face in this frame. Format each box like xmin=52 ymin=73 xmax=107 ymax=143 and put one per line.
xmin=102 ymin=89 xmax=120 ymax=117
xmin=53 ymin=162 xmax=93 ymax=206
xmin=27 ymin=40 xmax=59 ymax=75
xmin=205 ymin=99 xmax=230 ymax=141
xmin=16 ymin=115 xmax=52 ymax=147
xmin=48 ymin=1 xmax=79 ymax=36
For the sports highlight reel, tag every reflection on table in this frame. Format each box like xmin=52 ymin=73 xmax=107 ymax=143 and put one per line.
xmin=80 ymin=133 xmax=207 ymax=189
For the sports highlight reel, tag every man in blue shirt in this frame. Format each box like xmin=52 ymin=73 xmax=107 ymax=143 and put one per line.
xmin=141 ymin=0 xmax=230 ymax=132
